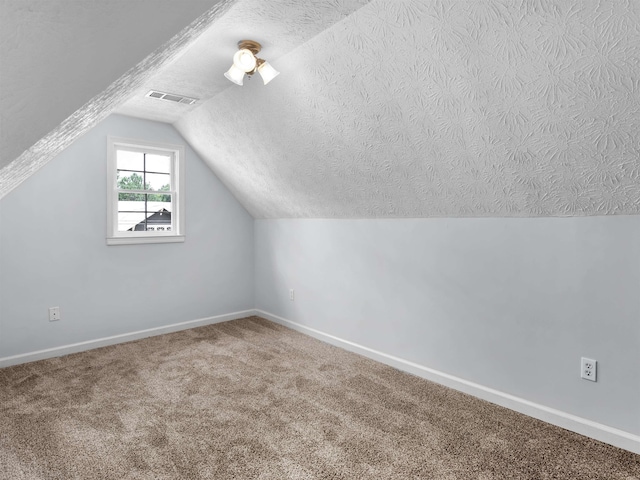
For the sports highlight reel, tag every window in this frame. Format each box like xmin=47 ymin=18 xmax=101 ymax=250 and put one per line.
xmin=107 ymin=137 xmax=185 ymax=245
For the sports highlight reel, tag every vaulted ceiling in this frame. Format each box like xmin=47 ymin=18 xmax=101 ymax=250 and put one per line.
xmin=0 ymin=0 xmax=235 ymax=195
xmin=2 ymin=0 xmax=639 ymax=217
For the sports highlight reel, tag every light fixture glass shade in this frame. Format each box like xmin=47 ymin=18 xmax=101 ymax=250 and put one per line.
xmin=233 ymin=49 xmax=257 ymax=73
xmin=257 ymin=61 xmax=279 ymax=85
xmin=224 ymin=64 xmax=245 ymax=85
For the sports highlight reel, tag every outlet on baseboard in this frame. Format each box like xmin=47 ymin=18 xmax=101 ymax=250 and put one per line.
xmin=581 ymin=357 xmax=597 ymax=382
xmin=48 ymin=306 xmax=61 ymax=322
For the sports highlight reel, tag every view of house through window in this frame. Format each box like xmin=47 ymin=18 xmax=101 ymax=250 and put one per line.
xmin=107 ymin=137 xmax=185 ymax=245
xmin=116 ymin=150 xmax=173 ymax=232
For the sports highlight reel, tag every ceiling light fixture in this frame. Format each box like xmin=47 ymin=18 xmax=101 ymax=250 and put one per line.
xmin=224 ymin=40 xmax=279 ymax=86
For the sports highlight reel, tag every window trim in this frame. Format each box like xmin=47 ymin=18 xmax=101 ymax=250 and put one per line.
xmin=107 ymin=136 xmax=185 ymax=246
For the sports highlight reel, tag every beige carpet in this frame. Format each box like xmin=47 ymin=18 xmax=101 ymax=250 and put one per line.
xmin=1 ymin=316 xmax=638 ymax=479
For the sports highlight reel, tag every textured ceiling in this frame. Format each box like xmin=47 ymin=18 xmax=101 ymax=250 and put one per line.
xmin=2 ymin=0 xmax=640 ymax=217
xmin=116 ymin=0 xmax=371 ymax=124
xmin=176 ymin=0 xmax=640 ymax=218
xmin=0 ymin=0 xmax=234 ymax=198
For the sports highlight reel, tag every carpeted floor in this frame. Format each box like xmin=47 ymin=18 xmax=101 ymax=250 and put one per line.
xmin=0 ymin=316 xmax=638 ymax=479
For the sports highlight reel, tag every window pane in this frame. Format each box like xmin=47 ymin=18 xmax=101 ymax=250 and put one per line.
xmin=117 ymin=196 xmax=146 ymax=232
xmin=146 ymin=172 xmax=171 ymax=191
xmin=118 ymin=191 xmax=145 ymax=202
xmin=117 ymin=194 xmax=173 ymax=232
xmin=146 ymin=195 xmax=173 ymax=231
xmin=146 ymin=154 xmax=171 ymax=174
xmin=117 ymin=150 xmax=143 ymax=171
xmin=117 ymin=171 xmax=146 ymax=191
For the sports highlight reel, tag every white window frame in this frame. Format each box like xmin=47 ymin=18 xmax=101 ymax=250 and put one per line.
xmin=107 ymin=136 xmax=185 ymax=245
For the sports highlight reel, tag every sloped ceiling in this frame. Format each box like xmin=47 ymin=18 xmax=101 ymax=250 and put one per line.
xmin=2 ymin=0 xmax=640 ymax=218
xmin=0 ymin=0 xmax=235 ymax=197
xmin=175 ymin=0 xmax=640 ymax=217
xmin=116 ymin=0 xmax=371 ymax=124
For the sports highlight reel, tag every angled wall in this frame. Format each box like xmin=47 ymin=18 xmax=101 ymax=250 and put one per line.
xmin=254 ymin=218 xmax=640 ymax=443
xmin=0 ymin=114 xmax=254 ymax=359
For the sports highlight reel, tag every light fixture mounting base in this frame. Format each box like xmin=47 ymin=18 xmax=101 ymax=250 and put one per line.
xmin=237 ymin=40 xmax=262 ymax=56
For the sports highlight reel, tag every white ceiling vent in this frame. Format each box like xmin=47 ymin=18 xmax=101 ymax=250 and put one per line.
xmin=146 ymin=90 xmax=198 ymax=105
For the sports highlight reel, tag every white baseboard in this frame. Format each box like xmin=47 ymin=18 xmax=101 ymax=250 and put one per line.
xmin=0 ymin=309 xmax=255 ymax=368
xmin=256 ymin=309 xmax=640 ymax=455
xmin=3 ymin=308 xmax=638 ymax=454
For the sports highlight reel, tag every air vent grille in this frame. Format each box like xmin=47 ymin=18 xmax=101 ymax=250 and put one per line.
xmin=146 ymin=90 xmax=198 ymax=105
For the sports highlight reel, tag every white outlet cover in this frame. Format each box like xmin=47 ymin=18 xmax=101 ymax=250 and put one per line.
xmin=48 ymin=306 xmax=61 ymax=322
xmin=581 ymin=357 xmax=597 ymax=382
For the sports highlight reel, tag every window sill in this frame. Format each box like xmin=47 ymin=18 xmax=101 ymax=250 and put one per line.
xmin=107 ymin=235 xmax=185 ymax=246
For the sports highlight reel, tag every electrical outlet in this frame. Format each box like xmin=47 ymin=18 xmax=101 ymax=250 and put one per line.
xmin=581 ymin=357 xmax=597 ymax=382
xmin=48 ymin=306 xmax=61 ymax=322
xmin=289 ymin=289 xmax=294 ymax=301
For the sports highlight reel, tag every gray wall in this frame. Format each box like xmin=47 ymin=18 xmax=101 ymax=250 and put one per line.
xmin=0 ymin=114 xmax=254 ymax=358
xmin=254 ymin=218 xmax=640 ymax=435
xmin=2 ymin=112 xmax=638 ymax=437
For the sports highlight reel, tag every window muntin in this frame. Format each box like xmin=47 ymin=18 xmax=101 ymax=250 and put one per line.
xmin=107 ymin=137 xmax=185 ymax=245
